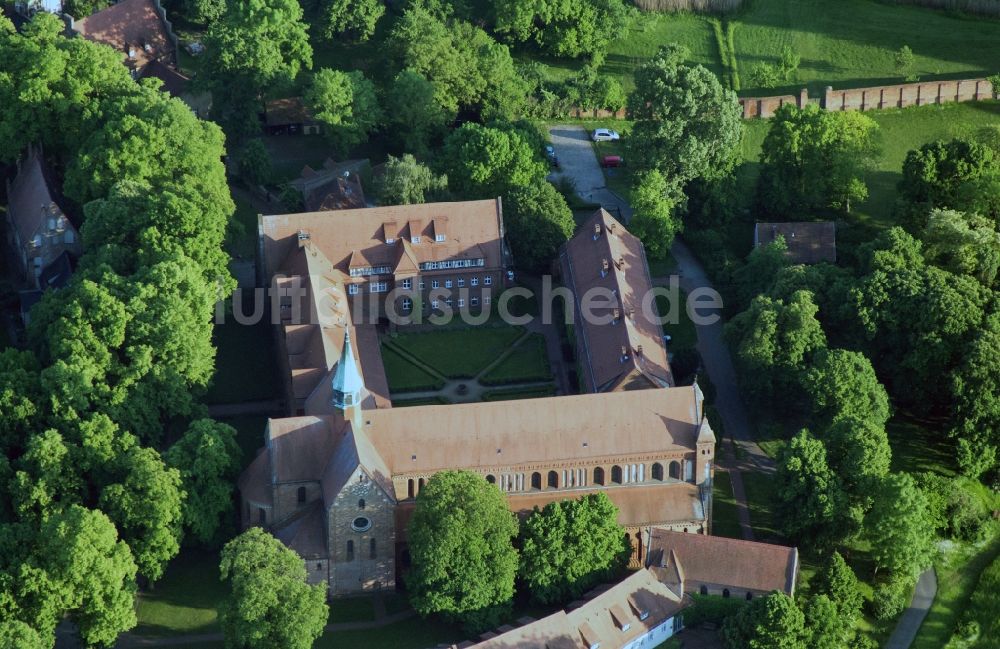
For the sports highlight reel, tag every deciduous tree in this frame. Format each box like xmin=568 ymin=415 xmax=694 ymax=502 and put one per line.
xmin=628 ymin=169 xmax=682 ymax=259
xmin=518 ymin=493 xmax=629 ymax=604
xmin=865 ymin=473 xmax=935 ymax=579
xmin=305 ymin=68 xmax=382 ymax=153
xmin=319 ymin=0 xmax=384 ymax=42
xmin=723 ymin=592 xmax=807 ymax=649
xmin=804 ymin=349 xmax=890 ymax=429
xmin=219 ymin=528 xmax=328 ymax=649
xmin=165 ymin=419 xmax=241 ymax=546
xmin=757 ymin=104 xmax=879 ymax=214
xmin=626 ymin=45 xmax=742 ymax=193
xmin=812 ymin=552 xmax=863 ymax=625
xmin=503 ymin=181 xmax=575 ymax=272
xmin=441 ymin=123 xmax=547 ymax=199
xmin=775 ymin=430 xmax=849 ymax=550
xmin=375 ymin=154 xmax=449 ymax=205
xmin=385 ymin=70 xmax=452 ymax=155
xmin=407 ymin=471 xmax=518 ymax=630
xmin=950 ymin=312 xmax=1000 ymax=477
xmin=494 ymin=0 xmax=629 ymax=59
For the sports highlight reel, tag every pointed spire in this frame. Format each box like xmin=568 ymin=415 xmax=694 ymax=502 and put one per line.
xmin=332 ymin=329 xmax=364 ymax=410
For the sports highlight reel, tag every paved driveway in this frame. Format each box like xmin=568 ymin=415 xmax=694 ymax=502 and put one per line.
xmin=548 ymin=125 xmax=632 ymax=221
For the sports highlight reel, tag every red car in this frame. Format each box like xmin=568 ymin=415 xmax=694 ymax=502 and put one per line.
xmin=601 ymin=155 xmax=623 ymax=168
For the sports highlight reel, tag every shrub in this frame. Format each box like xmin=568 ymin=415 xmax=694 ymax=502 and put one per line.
xmin=684 ymin=594 xmax=747 ymax=626
xmin=633 ymin=0 xmax=744 ymax=12
xmin=871 ymin=578 xmax=910 ymax=621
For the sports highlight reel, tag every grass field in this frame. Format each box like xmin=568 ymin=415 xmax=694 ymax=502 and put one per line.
xmin=134 ymin=550 xmax=224 ymax=636
xmin=388 ymin=326 xmax=525 ymax=379
xmin=740 ymin=470 xmax=782 ymax=543
xmin=380 ymin=345 xmax=446 ymax=393
xmin=712 ymin=471 xmax=743 ymax=539
xmin=479 ymin=334 xmax=552 ymax=385
xmin=961 ymin=542 xmax=1000 ymax=649
xmin=912 ymin=534 xmax=1000 ymax=649
xmin=205 ymin=307 xmax=283 ymax=405
xmin=214 ymin=414 xmax=269 ymax=468
xmin=521 ymin=0 xmax=1000 ymax=97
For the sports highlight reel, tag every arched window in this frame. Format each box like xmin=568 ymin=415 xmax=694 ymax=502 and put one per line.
xmin=722 ymin=589 xmax=730 ymax=598
xmin=611 ymin=465 xmax=623 ymax=484
xmin=486 ymin=474 xmax=496 ymax=484
xmin=547 ymin=471 xmax=559 ymax=489
xmin=418 ymin=478 xmax=425 ymax=491
xmin=635 ymin=532 xmax=643 ymax=563
xmin=531 ymin=472 xmax=542 ymax=490
xmin=746 ymin=592 xmax=753 ymax=601
xmin=652 ymin=463 xmax=664 ymax=481
xmin=297 ymin=486 xmax=306 ymax=503
xmin=594 ymin=467 xmax=605 ymax=485
xmin=346 ymin=540 xmax=354 ymax=561
xmin=358 ymin=498 xmax=366 ymax=509
xmin=407 ymin=479 xmax=415 ymax=499
xmin=669 ymin=461 xmax=681 ymax=480
xmin=258 ymin=508 xmax=266 ymax=524
xmin=700 ymin=585 xmax=708 ymax=595
xmin=370 ymin=538 xmax=377 ymax=560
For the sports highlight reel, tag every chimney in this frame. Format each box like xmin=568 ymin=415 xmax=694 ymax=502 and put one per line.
xmin=612 ymin=308 xmax=620 ymax=322
xmin=620 ymin=345 xmax=628 ymax=362
xmin=297 ymin=230 xmax=310 ymax=248
xmin=601 ymin=258 xmax=609 ymax=277
xmin=593 ymin=223 xmax=602 ymax=239
xmin=636 ymin=345 xmax=643 ymax=356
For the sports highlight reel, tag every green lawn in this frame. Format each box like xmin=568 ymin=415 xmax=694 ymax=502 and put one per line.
xmin=388 ymin=326 xmax=525 ymax=379
xmin=961 ymin=541 xmax=1000 ymax=649
xmin=226 ymin=194 xmax=259 ymax=260
xmin=391 ymin=396 xmax=450 ymax=407
xmin=740 ymin=470 xmax=783 ymax=543
xmin=205 ymin=307 xmax=283 ymax=405
xmin=886 ymin=412 xmax=957 ymax=477
xmin=479 ymin=334 xmax=552 ymax=385
xmin=328 ymin=597 xmax=377 ymax=624
xmin=732 ymin=0 xmax=1000 ymax=96
xmin=712 ymin=471 xmax=743 ymax=539
xmin=912 ymin=534 xmax=1000 ymax=649
xmin=134 ymin=549 xmax=224 ymax=636
xmin=380 ymin=345 xmax=446 ymax=393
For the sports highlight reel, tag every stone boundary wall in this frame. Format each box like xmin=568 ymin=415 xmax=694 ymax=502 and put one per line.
xmin=739 ymin=77 xmax=994 ymax=119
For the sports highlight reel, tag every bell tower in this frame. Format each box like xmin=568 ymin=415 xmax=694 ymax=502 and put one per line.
xmin=332 ymin=329 xmax=365 ymax=427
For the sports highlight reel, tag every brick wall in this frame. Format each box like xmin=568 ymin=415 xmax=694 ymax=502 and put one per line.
xmin=737 ymin=77 xmax=994 ymax=119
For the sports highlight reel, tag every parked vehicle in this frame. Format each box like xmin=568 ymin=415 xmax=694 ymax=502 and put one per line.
xmin=544 ymin=145 xmax=559 ymax=168
xmin=601 ymin=155 xmax=623 ymax=168
xmin=591 ymin=128 xmax=620 ymax=142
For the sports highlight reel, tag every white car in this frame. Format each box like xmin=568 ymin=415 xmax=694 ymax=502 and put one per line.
xmin=591 ymin=128 xmax=620 ymax=142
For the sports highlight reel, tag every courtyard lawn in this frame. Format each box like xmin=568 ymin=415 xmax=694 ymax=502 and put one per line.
xmin=480 ymin=334 xmax=552 ymax=385
xmin=391 ymin=396 xmax=451 ymax=407
xmin=388 ymin=326 xmax=525 ymax=379
xmin=134 ymin=550 xmax=225 ymax=637
xmin=912 ymin=534 xmax=1000 ymax=649
xmin=205 ymin=307 xmax=283 ymax=405
xmin=328 ymin=597 xmax=377 ymax=624
xmin=711 ymin=471 xmax=743 ymax=539
xmin=380 ymin=345 xmax=446 ymax=393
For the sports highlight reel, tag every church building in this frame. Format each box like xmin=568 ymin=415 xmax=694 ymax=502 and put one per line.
xmin=238 ymin=201 xmax=717 ymax=597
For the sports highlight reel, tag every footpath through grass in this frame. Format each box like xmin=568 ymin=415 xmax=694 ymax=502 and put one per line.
xmin=387 ymin=326 xmax=525 ymax=379
xmin=711 ymin=471 xmax=743 ymax=539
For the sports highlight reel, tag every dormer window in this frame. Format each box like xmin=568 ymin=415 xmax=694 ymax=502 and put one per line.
xmin=435 ymin=234 xmax=445 ymax=242
xmin=639 ymin=610 xmax=649 ymax=621
xmin=593 ymin=223 xmax=602 ymax=239
xmin=411 ymin=235 xmax=420 ymax=244
xmin=386 ymin=237 xmax=395 ymax=244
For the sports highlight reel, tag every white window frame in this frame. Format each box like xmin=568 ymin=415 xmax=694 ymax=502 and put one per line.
xmin=402 ymin=298 xmax=412 ymax=310
xmin=445 ymin=280 xmax=453 ymax=289
xmin=348 ymin=284 xmax=359 ymax=295
xmin=402 ymin=278 xmax=412 ymax=289
xmin=458 ymin=298 xmax=465 ymax=308
xmin=419 ymin=279 xmax=426 ymax=290
xmin=471 ymin=277 xmax=479 ymax=287
xmin=484 ymin=295 xmax=492 ymax=305
xmin=435 ymin=234 xmax=446 ymax=242
xmin=370 ymin=282 xmax=387 ymax=293
xmin=458 ymin=278 xmax=465 ymax=288
xmin=411 ymin=236 xmax=420 ymax=244
xmin=431 ymin=299 xmax=439 ymax=309
xmin=484 ymin=276 xmax=493 ymax=286
xmin=431 ymin=280 xmax=440 ymax=289
xmin=471 ymin=296 xmax=480 ymax=306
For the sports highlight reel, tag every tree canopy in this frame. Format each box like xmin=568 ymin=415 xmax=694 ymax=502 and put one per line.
xmin=319 ymin=0 xmax=384 ymax=42
xmin=494 ymin=0 xmax=630 ymax=59
xmin=503 ymin=181 xmax=575 ymax=272
xmin=518 ymin=493 xmax=629 ymax=604
xmin=441 ymin=123 xmax=548 ymax=199
xmin=305 ymin=68 xmax=383 ymax=152
xmin=757 ymin=103 xmax=880 ymax=214
xmin=775 ymin=430 xmax=850 ymax=550
xmin=376 ymin=154 xmax=449 ymax=205
xmin=219 ymin=528 xmax=329 ymax=649
xmin=723 ymin=592 xmax=807 ymax=649
xmin=406 ymin=471 xmax=519 ymax=630
xmin=626 ymin=45 xmax=742 ymax=194
xmin=628 ymin=169 xmax=683 ymax=259
xmin=864 ymin=473 xmax=935 ymax=579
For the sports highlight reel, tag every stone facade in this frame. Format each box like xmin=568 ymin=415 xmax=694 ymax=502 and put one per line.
xmin=326 ymin=469 xmax=396 ymax=594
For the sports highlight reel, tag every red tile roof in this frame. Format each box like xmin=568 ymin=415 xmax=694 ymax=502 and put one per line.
xmin=75 ymin=0 xmax=176 ymax=71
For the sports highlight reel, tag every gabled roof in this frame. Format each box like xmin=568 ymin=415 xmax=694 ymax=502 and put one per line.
xmin=754 ymin=222 xmax=837 ymax=264
xmin=7 ymin=145 xmax=71 ymax=245
xmin=304 ymin=174 xmax=366 ymax=212
xmin=321 ymin=424 xmax=394 ymax=507
xmin=273 ymin=502 xmax=326 ymax=557
xmin=647 ymin=529 xmax=799 ymax=595
xmin=264 ymin=97 xmax=318 ymax=127
xmin=267 ymin=416 xmax=344 ymax=484
xmin=75 ymin=0 xmax=175 ymax=71
xmin=139 ymin=59 xmax=190 ymax=97
xmin=561 ymin=209 xmax=672 ymax=393
xmin=463 ymin=569 xmax=689 ymax=648
xmin=365 ymin=387 xmax=705 ymax=475
xmin=259 ymin=199 xmax=506 ymax=281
